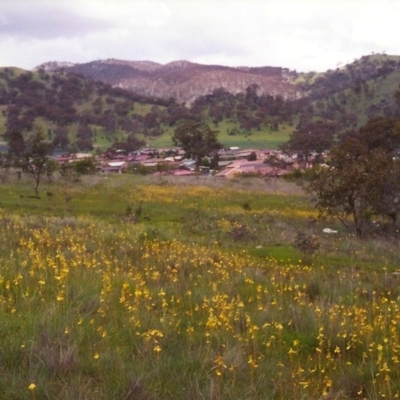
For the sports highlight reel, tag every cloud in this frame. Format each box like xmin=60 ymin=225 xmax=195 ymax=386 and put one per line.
xmin=0 ymin=0 xmax=399 ymax=71
xmin=0 ymin=0 xmax=111 ymax=39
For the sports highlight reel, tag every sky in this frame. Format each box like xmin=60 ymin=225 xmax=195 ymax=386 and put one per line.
xmin=0 ymin=0 xmax=399 ymax=72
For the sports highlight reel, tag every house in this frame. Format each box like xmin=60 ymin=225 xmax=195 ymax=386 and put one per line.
xmin=52 ymin=155 xmax=73 ymax=164
xmin=73 ymin=153 xmax=92 ymax=159
xmin=173 ymin=169 xmax=194 ymax=176
xmin=137 ymin=158 xmax=178 ymax=168
xmin=100 ymin=161 xmax=127 ymax=174
xmin=221 ymin=159 xmax=265 ymax=170
xmin=179 ymin=159 xmax=197 ymax=171
xmin=215 ymin=168 xmax=242 ymax=178
xmin=234 ymin=149 xmax=263 ymax=159
xmin=215 ymin=157 xmax=292 ymax=178
xmin=127 ymin=154 xmax=151 ymax=162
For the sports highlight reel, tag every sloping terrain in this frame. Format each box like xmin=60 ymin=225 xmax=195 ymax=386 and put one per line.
xmin=291 ymin=54 xmax=400 ymax=128
xmin=2 ymin=53 xmax=398 ymax=153
xmin=0 ymin=67 xmax=171 ymax=152
xmin=35 ymin=54 xmax=400 ymax=129
xmin=35 ymin=59 xmax=301 ymax=105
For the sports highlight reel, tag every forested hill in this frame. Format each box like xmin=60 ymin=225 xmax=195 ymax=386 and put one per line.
xmin=35 ymin=59 xmax=301 ymax=106
xmin=35 ymin=53 xmax=400 ymax=130
xmin=0 ymin=67 xmax=298 ymax=153
xmin=1 ymin=53 xmax=400 ymax=154
xmin=297 ymin=54 xmax=400 ymax=127
xmin=0 ymin=67 xmax=175 ymax=153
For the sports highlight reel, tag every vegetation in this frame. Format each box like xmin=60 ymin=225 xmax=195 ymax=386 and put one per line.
xmin=172 ymin=120 xmax=222 ymax=169
xmin=308 ymin=116 xmax=400 ymax=236
xmin=2 ymin=54 xmax=400 ymax=154
xmin=20 ymin=127 xmax=54 ymax=195
xmin=1 ymin=54 xmax=400 ymax=397
xmin=280 ymin=119 xmax=336 ymax=166
xmin=0 ymin=67 xmax=168 ymax=153
xmin=0 ymin=173 xmax=400 ymax=399
xmin=0 ymin=67 xmax=295 ymax=152
xmin=298 ymin=54 xmax=400 ymax=127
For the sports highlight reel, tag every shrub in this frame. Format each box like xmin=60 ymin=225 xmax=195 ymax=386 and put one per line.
xmin=230 ymin=224 xmax=254 ymax=241
xmin=241 ymin=201 xmax=251 ymax=211
xmin=74 ymin=158 xmax=96 ymax=174
xmin=59 ymin=163 xmax=79 ymax=181
xmin=294 ymin=231 xmax=320 ymax=255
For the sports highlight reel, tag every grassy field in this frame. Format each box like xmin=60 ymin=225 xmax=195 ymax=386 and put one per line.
xmin=0 ymin=172 xmax=399 ymax=399
xmin=144 ymin=122 xmax=292 ymax=150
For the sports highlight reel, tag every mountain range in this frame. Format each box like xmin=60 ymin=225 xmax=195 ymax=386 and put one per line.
xmin=34 ymin=55 xmax=400 ymax=126
xmin=34 ymin=59 xmax=302 ymax=105
xmin=1 ymin=53 xmax=399 ymax=154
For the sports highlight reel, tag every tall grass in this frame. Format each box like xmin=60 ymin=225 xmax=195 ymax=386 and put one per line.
xmin=0 ymin=174 xmax=399 ymax=398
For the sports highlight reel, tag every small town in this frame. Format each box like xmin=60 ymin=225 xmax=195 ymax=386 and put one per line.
xmin=53 ymin=146 xmax=303 ymax=178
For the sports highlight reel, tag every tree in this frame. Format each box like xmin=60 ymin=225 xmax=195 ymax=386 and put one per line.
xmin=4 ymin=128 xmax=26 ymax=161
xmin=172 ymin=121 xmax=222 ymax=170
xmin=308 ymin=117 xmax=400 ymax=236
xmin=264 ymin=153 xmax=289 ymax=179
xmin=45 ymin=158 xmax=58 ymax=182
xmin=308 ymin=149 xmax=373 ymax=236
xmin=73 ymin=157 xmax=96 ymax=175
xmin=247 ymin=151 xmax=257 ymax=161
xmin=362 ymin=149 xmax=400 ymax=226
xmin=280 ymin=120 xmax=336 ymax=167
xmin=110 ymin=134 xmax=145 ymax=154
xmin=52 ymin=126 xmax=70 ymax=150
xmin=357 ymin=116 xmax=400 ymax=154
xmin=209 ymin=153 xmax=220 ymax=170
xmin=21 ymin=127 xmax=54 ymax=195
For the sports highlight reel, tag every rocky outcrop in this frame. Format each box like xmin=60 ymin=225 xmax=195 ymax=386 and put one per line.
xmin=34 ymin=61 xmax=76 ymax=71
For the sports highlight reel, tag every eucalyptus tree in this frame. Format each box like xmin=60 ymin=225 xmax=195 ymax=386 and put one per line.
xmin=172 ymin=120 xmax=222 ymax=170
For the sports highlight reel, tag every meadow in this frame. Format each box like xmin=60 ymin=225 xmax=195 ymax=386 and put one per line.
xmin=143 ymin=121 xmax=293 ymax=150
xmin=0 ymin=172 xmax=399 ymax=399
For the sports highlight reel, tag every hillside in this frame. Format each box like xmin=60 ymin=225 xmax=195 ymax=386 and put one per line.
xmin=35 ymin=54 xmax=400 ymax=132
xmin=298 ymin=54 xmax=400 ymax=128
xmin=0 ymin=67 xmax=298 ymax=153
xmin=2 ymin=54 xmax=400 ymax=155
xmin=35 ymin=59 xmax=302 ymax=105
xmin=0 ymin=67 xmax=172 ymax=153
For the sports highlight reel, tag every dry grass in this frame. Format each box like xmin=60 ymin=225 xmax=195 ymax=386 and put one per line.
xmin=138 ymin=174 xmax=305 ymax=195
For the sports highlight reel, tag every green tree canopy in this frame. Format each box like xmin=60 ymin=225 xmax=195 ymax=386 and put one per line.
xmin=308 ymin=117 xmax=400 ymax=236
xmin=172 ymin=121 xmax=222 ymax=170
xmin=280 ymin=120 xmax=336 ymax=166
xmin=4 ymin=128 xmax=26 ymax=162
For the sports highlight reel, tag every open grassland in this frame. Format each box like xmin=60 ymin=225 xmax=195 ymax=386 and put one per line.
xmin=145 ymin=122 xmax=292 ymax=150
xmin=0 ymin=173 xmax=400 ymax=399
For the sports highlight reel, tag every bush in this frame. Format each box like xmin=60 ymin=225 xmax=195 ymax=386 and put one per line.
xmin=59 ymin=163 xmax=79 ymax=181
xmin=74 ymin=158 xmax=96 ymax=175
xmin=247 ymin=151 xmax=257 ymax=161
xmin=127 ymin=163 xmax=153 ymax=175
xmin=294 ymin=231 xmax=320 ymax=255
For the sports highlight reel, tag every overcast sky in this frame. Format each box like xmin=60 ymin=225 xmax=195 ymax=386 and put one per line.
xmin=0 ymin=0 xmax=399 ymax=72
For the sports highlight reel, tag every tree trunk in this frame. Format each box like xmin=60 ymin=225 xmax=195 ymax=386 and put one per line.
xmin=34 ymin=173 xmax=40 ymax=196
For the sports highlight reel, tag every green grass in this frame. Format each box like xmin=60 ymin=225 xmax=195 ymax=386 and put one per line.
xmin=0 ymin=171 xmax=400 ymax=399
xmin=216 ymin=121 xmax=292 ymax=150
xmin=131 ymin=102 xmax=158 ymax=115
xmin=144 ymin=121 xmax=292 ymax=150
